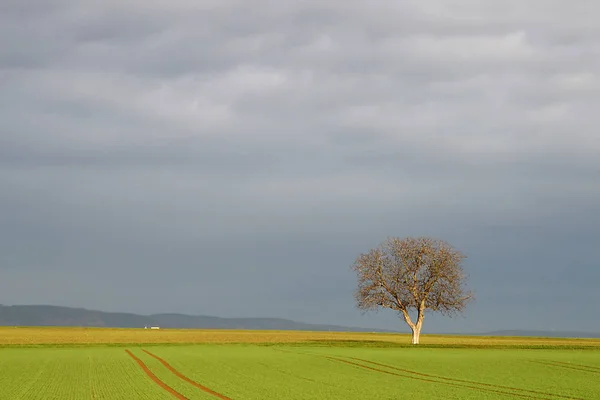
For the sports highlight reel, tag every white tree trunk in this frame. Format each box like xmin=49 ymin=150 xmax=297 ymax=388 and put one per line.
xmin=411 ymin=325 xmax=421 ymax=344
xmin=401 ymin=307 xmax=424 ymax=345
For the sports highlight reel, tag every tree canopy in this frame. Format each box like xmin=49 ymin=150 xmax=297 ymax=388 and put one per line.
xmin=352 ymin=236 xmax=473 ymax=344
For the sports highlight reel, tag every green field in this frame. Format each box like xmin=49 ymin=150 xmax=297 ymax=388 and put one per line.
xmin=1 ymin=328 xmax=600 ymax=399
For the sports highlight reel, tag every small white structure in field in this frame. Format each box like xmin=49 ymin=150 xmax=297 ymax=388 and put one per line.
xmin=150 ymin=326 xmax=161 ymax=330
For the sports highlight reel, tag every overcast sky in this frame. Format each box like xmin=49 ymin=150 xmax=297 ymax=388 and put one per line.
xmin=1 ymin=0 xmax=599 ymax=333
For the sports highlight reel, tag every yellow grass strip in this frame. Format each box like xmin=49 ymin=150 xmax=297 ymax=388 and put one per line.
xmin=2 ymin=327 xmax=600 ymax=347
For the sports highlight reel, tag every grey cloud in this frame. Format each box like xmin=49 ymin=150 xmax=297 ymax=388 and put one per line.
xmin=1 ymin=0 xmax=599 ymax=333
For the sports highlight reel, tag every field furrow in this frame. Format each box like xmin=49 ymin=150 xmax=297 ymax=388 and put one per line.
xmin=326 ymin=355 xmax=551 ymax=400
xmin=345 ymin=356 xmax=579 ymax=400
xmin=531 ymin=360 xmax=600 ymax=375
xmin=125 ymin=350 xmax=188 ymax=399
xmin=142 ymin=349 xmax=232 ymax=400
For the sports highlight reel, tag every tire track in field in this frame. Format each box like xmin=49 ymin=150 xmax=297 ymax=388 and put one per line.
xmin=254 ymin=360 xmax=319 ymax=384
xmin=348 ymin=356 xmax=581 ymax=400
xmin=325 ymin=356 xmax=554 ymax=400
xmin=125 ymin=350 xmax=188 ymax=400
xmin=550 ymin=361 xmax=600 ymax=372
xmin=253 ymin=359 xmax=344 ymax=390
xmin=142 ymin=350 xmax=232 ymax=400
xmin=531 ymin=360 xmax=600 ymax=375
xmin=273 ymin=350 xmax=569 ymax=400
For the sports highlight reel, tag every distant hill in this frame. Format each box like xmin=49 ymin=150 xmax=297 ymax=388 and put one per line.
xmin=0 ymin=304 xmax=386 ymax=332
xmin=3 ymin=305 xmax=598 ymax=338
xmin=482 ymin=330 xmax=600 ymax=339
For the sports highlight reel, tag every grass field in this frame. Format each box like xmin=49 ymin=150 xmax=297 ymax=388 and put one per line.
xmin=1 ymin=327 xmax=600 ymax=399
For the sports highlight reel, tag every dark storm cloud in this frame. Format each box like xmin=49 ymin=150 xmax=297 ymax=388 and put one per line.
xmin=1 ymin=0 xmax=599 ymax=332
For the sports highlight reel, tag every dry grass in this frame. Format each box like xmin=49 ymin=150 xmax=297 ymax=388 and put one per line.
xmin=2 ymin=326 xmax=600 ymax=347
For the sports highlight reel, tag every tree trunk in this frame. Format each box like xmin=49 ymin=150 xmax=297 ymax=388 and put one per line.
xmin=401 ymin=307 xmax=424 ymax=345
xmin=411 ymin=306 xmax=425 ymax=345
xmin=411 ymin=325 xmax=421 ymax=344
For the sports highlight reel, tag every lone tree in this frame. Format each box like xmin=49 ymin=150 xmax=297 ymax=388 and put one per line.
xmin=352 ymin=236 xmax=473 ymax=344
